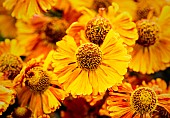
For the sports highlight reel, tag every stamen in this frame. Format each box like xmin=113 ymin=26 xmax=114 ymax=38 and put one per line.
xmin=76 ymin=43 xmax=102 ymax=71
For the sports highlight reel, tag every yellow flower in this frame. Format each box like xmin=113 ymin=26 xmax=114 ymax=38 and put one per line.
xmin=109 ymin=0 xmax=168 ymax=21
xmin=13 ymin=56 xmax=67 ymax=118
xmin=107 ymin=82 xmax=170 ymax=118
xmin=51 ymin=29 xmax=131 ymax=96
xmin=67 ymin=2 xmax=138 ymax=52
xmin=10 ymin=106 xmax=32 ymax=118
xmin=3 ymin=0 xmax=58 ymax=19
xmin=129 ymin=6 xmax=170 ymax=74
xmin=16 ymin=14 xmax=69 ymax=61
xmin=0 ymin=39 xmax=26 ymax=56
xmin=68 ymin=0 xmax=113 ymax=12
xmin=134 ymin=0 xmax=168 ymax=21
xmin=0 ymin=15 xmax=17 ymax=38
xmin=0 ymin=39 xmax=26 ymax=80
xmin=0 ymin=80 xmax=16 ymax=115
xmin=69 ymin=0 xmax=138 ymax=22
xmin=0 ymin=0 xmax=17 ymax=38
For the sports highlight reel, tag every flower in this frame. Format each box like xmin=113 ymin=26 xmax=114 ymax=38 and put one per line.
xmin=13 ymin=56 xmax=67 ymax=118
xmin=0 ymin=15 xmax=17 ymax=38
xmin=51 ymin=29 xmax=131 ymax=96
xmin=142 ymin=78 xmax=170 ymax=94
xmin=3 ymin=0 xmax=58 ymax=19
xmin=0 ymin=39 xmax=25 ymax=80
xmin=0 ymin=39 xmax=26 ymax=57
xmin=0 ymin=0 xmax=17 ymax=38
xmin=16 ymin=14 xmax=69 ymax=61
xmin=0 ymin=80 xmax=16 ymax=115
xmin=69 ymin=0 xmax=137 ymax=21
xmin=9 ymin=106 xmax=32 ymax=118
xmin=129 ymin=6 xmax=170 ymax=74
xmin=106 ymin=82 xmax=170 ymax=118
xmin=134 ymin=0 xmax=168 ymax=21
xmin=68 ymin=0 xmax=113 ymax=12
xmin=66 ymin=2 xmax=138 ymax=52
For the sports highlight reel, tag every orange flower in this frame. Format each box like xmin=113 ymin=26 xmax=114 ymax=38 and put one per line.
xmin=16 ymin=14 xmax=69 ymax=61
xmin=0 ymin=80 xmax=16 ymax=115
xmin=13 ymin=56 xmax=67 ymax=118
xmin=3 ymin=0 xmax=58 ymax=19
xmin=0 ymin=0 xmax=17 ymax=38
xmin=142 ymin=78 xmax=170 ymax=94
xmin=51 ymin=29 xmax=131 ymax=96
xmin=134 ymin=0 xmax=168 ymax=21
xmin=129 ymin=6 xmax=170 ymax=74
xmin=0 ymin=39 xmax=25 ymax=80
xmin=67 ymin=2 xmax=138 ymax=52
xmin=106 ymin=82 xmax=170 ymax=118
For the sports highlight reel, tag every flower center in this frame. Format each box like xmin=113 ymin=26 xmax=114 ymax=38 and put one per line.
xmin=130 ymin=87 xmax=158 ymax=115
xmin=76 ymin=43 xmax=102 ymax=71
xmin=136 ymin=20 xmax=159 ymax=47
xmin=0 ymin=53 xmax=23 ymax=80
xmin=42 ymin=18 xmax=68 ymax=45
xmin=92 ymin=0 xmax=112 ymax=12
xmin=85 ymin=17 xmax=112 ymax=46
xmin=12 ymin=107 xmax=32 ymax=118
xmin=25 ymin=67 xmax=50 ymax=93
xmin=136 ymin=7 xmax=151 ymax=20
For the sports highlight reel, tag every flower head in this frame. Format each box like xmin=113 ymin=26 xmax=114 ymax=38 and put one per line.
xmin=106 ymin=82 xmax=170 ymax=118
xmin=16 ymin=15 xmax=69 ymax=60
xmin=129 ymin=6 xmax=170 ymax=74
xmin=67 ymin=2 xmax=138 ymax=52
xmin=130 ymin=87 xmax=158 ymax=115
xmin=0 ymin=53 xmax=23 ymax=80
xmin=0 ymin=39 xmax=25 ymax=80
xmin=52 ymin=29 xmax=131 ymax=96
xmin=3 ymin=0 xmax=58 ymax=19
xmin=11 ymin=107 xmax=32 ymax=118
xmin=14 ymin=56 xmax=67 ymax=118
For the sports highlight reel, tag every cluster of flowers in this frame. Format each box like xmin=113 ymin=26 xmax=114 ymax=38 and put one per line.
xmin=0 ymin=0 xmax=170 ymax=118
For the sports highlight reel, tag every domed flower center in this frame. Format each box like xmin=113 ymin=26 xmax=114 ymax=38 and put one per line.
xmin=42 ymin=18 xmax=68 ymax=45
xmin=130 ymin=87 xmax=158 ymax=115
xmin=92 ymin=0 xmax=112 ymax=12
xmin=136 ymin=7 xmax=151 ymax=20
xmin=76 ymin=43 xmax=102 ymax=71
xmin=0 ymin=53 xmax=23 ymax=80
xmin=136 ymin=20 xmax=159 ymax=47
xmin=25 ymin=67 xmax=50 ymax=93
xmin=85 ymin=17 xmax=112 ymax=46
xmin=12 ymin=107 xmax=32 ymax=118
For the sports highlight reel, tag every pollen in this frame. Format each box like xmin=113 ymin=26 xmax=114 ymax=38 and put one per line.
xmin=25 ymin=67 xmax=51 ymax=93
xmin=85 ymin=17 xmax=112 ymax=46
xmin=0 ymin=53 xmax=23 ymax=80
xmin=136 ymin=20 xmax=159 ymax=47
xmin=76 ymin=43 xmax=102 ymax=71
xmin=130 ymin=87 xmax=158 ymax=115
